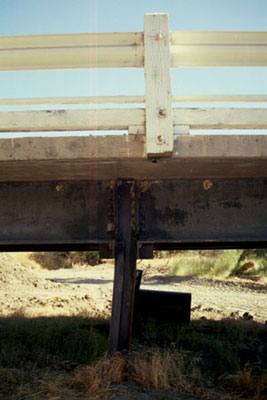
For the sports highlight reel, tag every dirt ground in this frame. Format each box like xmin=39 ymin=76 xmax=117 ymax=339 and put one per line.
xmin=0 ymin=252 xmax=266 ymax=324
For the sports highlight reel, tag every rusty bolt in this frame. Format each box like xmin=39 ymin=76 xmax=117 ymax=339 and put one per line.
xmin=203 ymin=179 xmax=213 ymax=191
xmin=158 ymin=108 xmax=167 ymax=118
xmin=157 ymin=135 xmax=165 ymax=144
xmin=56 ymin=184 xmax=63 ymax=192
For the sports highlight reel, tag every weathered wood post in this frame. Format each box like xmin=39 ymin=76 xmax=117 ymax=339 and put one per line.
xmin=109 ymin=180 xmax=137 ymax=354
xmin=144 ymin=13 xmax=173 ymax=156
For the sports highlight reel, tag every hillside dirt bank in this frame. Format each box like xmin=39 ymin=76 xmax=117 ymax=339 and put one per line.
xmin=0 ymin=253 xmax=266 ymax=324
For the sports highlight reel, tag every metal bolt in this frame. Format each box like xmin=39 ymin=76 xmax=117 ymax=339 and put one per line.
xmin=155 ymin=32 xmax=164 ymax=41
xmin=158 ymin=108 xmax=166 ymax=118
xmin=203 ymin=179 xmax=213 ymax=191
xmin=55 ymin=184 xmax=63 ymax=192
xmin=157 ymin=135 xmax=165 ymax=144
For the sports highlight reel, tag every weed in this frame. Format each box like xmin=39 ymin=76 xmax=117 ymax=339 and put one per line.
xmin=69 ymin=251 xmax=100 ymax=266
xmin=29 ymin=251 xmax=100 ymax=270
xmin=29 ymin=252 xmax=72 ymax=270
xmin=171 ymin=249 xmax=267 ymax=279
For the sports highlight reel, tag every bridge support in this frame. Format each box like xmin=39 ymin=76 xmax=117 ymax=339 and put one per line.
xmin=0 ymin=178 xmax=267 ymax=354
xmin=109 ymin=181 xmax=137 ymax=355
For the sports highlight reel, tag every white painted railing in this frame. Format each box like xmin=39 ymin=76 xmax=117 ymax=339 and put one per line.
xmin=0 ymin=13 xmax=267 ymax=156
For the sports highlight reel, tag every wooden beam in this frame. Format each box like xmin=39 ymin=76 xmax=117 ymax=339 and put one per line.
xmin=144 ymin=13 xmax=173 ymax=155
xmin=172 ymin=95 xmax=267 ymax=103
xmin=1 ymin=135 xmax=267 ymax=163
xmin=171 ymin=45 xmax=267 ymax=67
xmin=173 ymin=135 xmax=267 ymax=158
xmin=0 ymin=32 xmax=144 ymax=49
xmin=0 ymin=32 xmax=143 ymax=70
xmin=1 ymin=107 xmax=267 ymax=132
xmin=0 ymin=96 xmax=146 ymax=107
xmin=0 ymin=108 xmax=145 ymax=132
xmin=1 ymin=94 xmax=267 ymax=107
xmin=0 ymin=135 xmax=146 ymax=160
xmin=170 ymin=31 xmax=267 ymax=45
xmin=1 ymin=29 xmax=267 ymax=71
xmin=173 ymin=108 xmax=267 ymax=129
xmin=170 ymin=31 xmax=267 ymax=67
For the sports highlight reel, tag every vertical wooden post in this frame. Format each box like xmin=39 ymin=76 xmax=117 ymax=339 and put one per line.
xmin=144 ymin=13 xmax=173 ymax=156
xmin=109 ymin=181 xmax=137 ymax=354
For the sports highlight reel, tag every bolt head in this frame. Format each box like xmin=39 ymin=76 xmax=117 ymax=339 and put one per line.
xmin=155 ymin=32 xmax=164 ymax=40
xmin=157 ymin=135 xmax=165 ymax=144
xmin=158 ymin=108 xmax=166 ymax=118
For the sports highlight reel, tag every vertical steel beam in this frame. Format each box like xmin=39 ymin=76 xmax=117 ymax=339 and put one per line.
xmin=109 ymin=180 xmax=137 ymax=354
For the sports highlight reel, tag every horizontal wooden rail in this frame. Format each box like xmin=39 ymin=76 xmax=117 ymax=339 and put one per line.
xmin=0 ymin=95 xmax=267 ymax=107
xmin=0 ymin=32 xmax=144 ymax=70
xmin=170 ymin=31 xmax=267 ymax=67
xmin=173 ymin=108 xmax=267 ymax=129
xmin=170 ymin=44 xmax=267 ymax=67
xmin=172 ymin=95 xmax=267 ymax=103
xmin=0 ymin=32 xmax=144 ymax=49
xmin=0 ymin=96 xmax=146 ymax=106
xmin=1 ymin=14 xmax=267 ymax=156
xmin=1 ymin=30 xmax=267 ymax=70
xmin=0 ymin=108 xmax=145 ymax=131
xmin=1 ymin=107 xmax=267 ymax=132
xmin=170 ymin=31 xmax=267 ymax=45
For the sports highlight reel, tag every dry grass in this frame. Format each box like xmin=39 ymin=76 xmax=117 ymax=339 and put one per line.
xmin=1 ymin=351 xmax=266 ymax=399
xmin=73 ymin=354 xmax=127 ymax=396
xmin=29 ymin=251 xmax=72 ymax=270
xmin=129 ymin=349 xmax=202 ymax=394
xmin=225 ymin=367 xmax=267 ymax=400
xmin=72 ymin=350 xmax=210 ymax=399
xmin=72 ymin=351 xmax=267 ymax=399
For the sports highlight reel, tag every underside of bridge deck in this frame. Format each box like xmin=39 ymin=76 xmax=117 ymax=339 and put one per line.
xmin=0 ymin=177 xmax=266 ymax=353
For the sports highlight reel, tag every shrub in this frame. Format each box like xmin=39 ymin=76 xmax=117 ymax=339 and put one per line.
xmin=29 ymin=252 xmax=72 ymax=270
xmin=69 ymin=251 xmax=100 ymax=266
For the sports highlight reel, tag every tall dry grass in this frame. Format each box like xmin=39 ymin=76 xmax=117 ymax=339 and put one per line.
xmin=73 ymin=354 xmax=127 ymax=396
xmin=72 ymin=349 xmax=207 ymax=398
xmin=129 ymin=349 xmax=203 ymax=394
xmin=225 ymin=366 xmax=267 ymax=400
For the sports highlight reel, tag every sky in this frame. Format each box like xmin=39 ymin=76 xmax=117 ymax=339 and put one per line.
xmin=0 ymin=0 xmax=266 ymax=136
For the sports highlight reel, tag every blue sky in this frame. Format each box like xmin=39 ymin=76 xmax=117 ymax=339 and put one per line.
xmin=0 ymin=0 xmax=266 ymax=137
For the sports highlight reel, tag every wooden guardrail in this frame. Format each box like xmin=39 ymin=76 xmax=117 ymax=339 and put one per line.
xmin=0 ymin=13 xmax=267 ymax=156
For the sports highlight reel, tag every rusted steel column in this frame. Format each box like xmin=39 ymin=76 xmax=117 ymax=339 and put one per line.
xmin=109 ymin=180 xmax=137 ymax=354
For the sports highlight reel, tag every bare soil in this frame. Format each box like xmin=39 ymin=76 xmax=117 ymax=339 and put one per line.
xmin=0 ymin=253 xmax=266 ymax=324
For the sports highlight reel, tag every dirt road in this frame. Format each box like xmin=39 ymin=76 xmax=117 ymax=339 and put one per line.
xmin=0 ymin=253 xmax=266 ymax=324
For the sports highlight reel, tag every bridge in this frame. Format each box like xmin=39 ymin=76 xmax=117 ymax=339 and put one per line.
xmin=0 ymin=14 xmax=267 ymax=354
